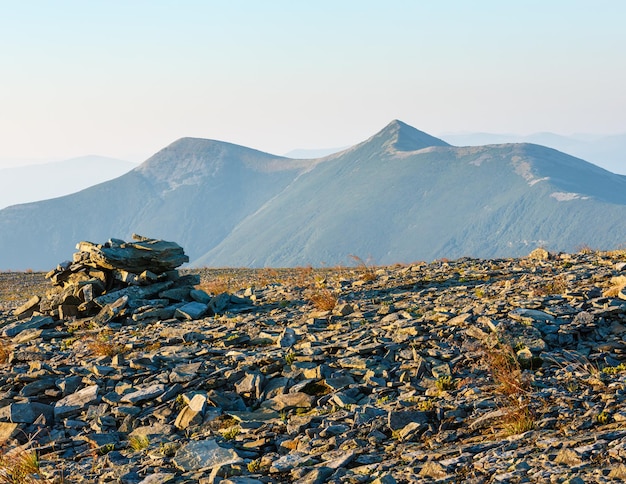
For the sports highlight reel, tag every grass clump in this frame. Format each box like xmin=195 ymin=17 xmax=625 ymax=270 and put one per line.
xmin=349 ymin=254 xmax=377 ymax=282
xmin=284 ymin=351 xmax=296 ymax=366
xmin=485 ymin=341 xmax=530 ymax=397
xmin=534 ymin=274 xmax=568 ymax=296
xmin=435 ymin=375 xmax=456 ymax=392
xmin=220 ymin=426 xmax=241 ymax=440
xmin=502 ymin=405 xmax=535 ymax=436
xmin=247 ymin=458 xmax=262 ymax=473
xmin=0 ymin=339 xmax=12 ymax=364
xmin=128 ymin=435 xmax=150 ymax=451
xmin=86 ymin=332 xmax=126 ymax=358
xmin=483 ymin=339 xmax=536 ymax=435
xmin=308 ymin=287 xmax=337 ymax=311
xmin=602 ymin=363 xmax=626 ymax=376
xmin=416 ymin=399 xmax=434 ymax=412
xmin=0 ymin=447 xmax=40 ymax=484
xmin=596 ymin=411 xmax=610 ymax=425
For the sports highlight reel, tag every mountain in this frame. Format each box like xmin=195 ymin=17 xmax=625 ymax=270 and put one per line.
xmin=0 ymin=138 xmax=313 ymax=270
xmin=1 ymin=120 xmax=626 ymax=270
xmin=0 ymin=156 xmax=137 ymax=209
xmin=441 ymin=132 xmax=626 ymax=175
xmin=283 ymin=147 xmax=347 ymax=159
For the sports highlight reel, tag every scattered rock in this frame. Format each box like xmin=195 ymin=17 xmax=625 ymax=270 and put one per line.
xmin=0 ymin=245 xmax=625 ymax=482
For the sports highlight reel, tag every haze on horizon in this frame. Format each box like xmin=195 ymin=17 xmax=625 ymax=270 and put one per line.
xmin=1 ymin=1 xmax=625 ymax=168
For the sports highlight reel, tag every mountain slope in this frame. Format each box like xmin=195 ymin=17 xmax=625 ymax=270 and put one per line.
xmin=0 ymin=139 xmax=307 ymax=270
xmin=1 ymin=121 xmax=626 ymax=270
xmin=197 ymin=135 xmax=626 ymax=266
xmin=0 ymin=156 xmax=137 ymax=209
xmin=441 ymin=132 xmax=626 ymax=175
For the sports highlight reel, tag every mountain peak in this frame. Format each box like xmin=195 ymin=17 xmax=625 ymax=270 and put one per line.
xmin=364 ymin=120 xmax=451 ymax=153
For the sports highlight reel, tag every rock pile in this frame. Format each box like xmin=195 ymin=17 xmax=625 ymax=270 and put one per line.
xmin=11 ymin=235 xmax=251 ymax=328
xmin=1 ymin=247 xmax=626 ymax=482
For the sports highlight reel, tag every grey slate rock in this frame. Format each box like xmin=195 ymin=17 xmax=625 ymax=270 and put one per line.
xmin=54 ymin=384 xmax=99 ymax=419
xmin=76 ymin=235 xmax=188 ymax=273
xmin=175 ymin=301 xmax=208 ymax=320
xmin=120 ymin=384 xmax=166 ymax=404
xmin=172 ymin=439 xmax=242 ymax=472
xmin=2 ymin=315 xmax=54 ymax=337
xmin=0 ymin=402 xmax=54 ymax=424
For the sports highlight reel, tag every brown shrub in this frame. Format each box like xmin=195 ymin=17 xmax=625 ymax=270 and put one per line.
xmin=86 ymin=333 xmax=126 ymax=357
xmin=308 ymin=287 xmax=338 ymax=311
xmin=0 ymin=340 xmax=12 ymax=364
xmin=349 ymin=254 xmax=377 ymax=282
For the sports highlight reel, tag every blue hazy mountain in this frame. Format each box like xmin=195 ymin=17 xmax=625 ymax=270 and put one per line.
xmin=0 ymin=156 xmax=137 ymax=210
xmin=1 ymin=120 xmax=625 ymax=270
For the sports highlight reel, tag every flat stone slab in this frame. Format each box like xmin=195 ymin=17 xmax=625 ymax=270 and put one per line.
xmin=174 ymin=301 xmax=208 ymax=320
xmin=54 ymin=384 xmax=99 ymax=419
xmin=76 ymin=235 xmax=188 ymax=273
xmin=0 ymin=402 xmax=54 ymax=424
xmin=121 ymin=384 xmax=166 ymax=404
xmin=388 ymin=410 xmax=431 ymax=431
xmin=2 ymin=315 xmax=54 ymax=338
xmin=173 ymin=439 xmax=242 ymax=472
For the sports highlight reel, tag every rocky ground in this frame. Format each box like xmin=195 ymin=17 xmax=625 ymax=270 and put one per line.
xmin=1 ymin=248 xmax=626 ymax=483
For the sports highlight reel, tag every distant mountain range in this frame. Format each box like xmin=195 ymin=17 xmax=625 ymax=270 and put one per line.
xmin=0 ymin=156 xmax=137 ymax=209
xmin=1 ymin=120 xmax=626 ymax=270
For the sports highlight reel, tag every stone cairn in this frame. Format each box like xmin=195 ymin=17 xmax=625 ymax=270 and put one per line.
xmin=12 ymin=234 xmax=247 ymax=327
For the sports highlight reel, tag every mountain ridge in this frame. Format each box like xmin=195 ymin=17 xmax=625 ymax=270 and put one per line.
xmin=1 ymin=120 xmax=625 ymax=270
xmin=0 ymin=155 xmax=137 ymax=210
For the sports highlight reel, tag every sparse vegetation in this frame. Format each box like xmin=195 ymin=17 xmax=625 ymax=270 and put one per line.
xmin=349 ymin=254 xmax=377 ymax=282
xmin=247 ymin=459 xmax=261 ymax=473
xmin=483 ymin=339 xmax=536 ymax=435
xmin=596 ymin=411 xmax=610 ymax=425
xmin=534 ymin=274 xmax=568 ymax=296
xmin=3 ymin=250 xmax=626 ymax=480
xmin=502 ymin=404 xmax=535 ymax=436
xmin=128 ymin=435 xmax=150 ymax=451
xmin=308 ymin=286 xmax=338 ymax=311
xmin=435 ymin=375 xmax=456 ymax=392
xmin=97 ymin=443 xmax=116 ymax=455
xmin=160 ymin=442 xmax=178 ymax=457
xmin=416 ymin=399 xmax=434 ymax=412
xmin=484 ymin=341 xmax=530 ymax=397
xmin=220 ymin=426 xmax=241 ymax=440
xmin=284 ymin=351 xmax=296 ymax=366
xmin=0 ymin=339 xmax=12 ymax=364
xmin=86 ymin=332 xmax=126 ymax=357
xmin=0 ymin=447 xmax=40 ymax=484
xmin=602 ymin=363 xmax=626 ymax=376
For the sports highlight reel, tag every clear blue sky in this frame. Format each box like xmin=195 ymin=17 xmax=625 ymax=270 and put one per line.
xmin=1 ymin=0 xmax=624 ymax=164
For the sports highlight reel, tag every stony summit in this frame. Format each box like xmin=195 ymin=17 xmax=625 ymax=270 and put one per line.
xmin=0 ymin=240 xmax=626 ymax=482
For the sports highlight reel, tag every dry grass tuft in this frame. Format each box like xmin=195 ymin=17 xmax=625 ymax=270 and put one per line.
xmin=483 ymin=340 xmax=537 ymax=435
xmin=0 ymin=447 xmax=40 ymax=484
xmin=534 ymin=274 xmax=568 ymax=296
xmin=349 ymin=254 xmax=377 ymax=282
xmin=197 ymin=276 xmax=234 ymax=295
xmin=0 ymin=340 xmax=12 ymax=365
xmin=502 ymin=404 xmax=535 ymax=436
xmin=603 ymin=275 xmax=626 ymax=298
xmin=86 ymin=332 xmax=126 ymax=358
xmin=484 ymin=341 xmax=530 ymax=397
xmin=308 ymin=287 xmax=338 ymax=311
xmin=577 ymin=244 xmax=596 ymax=255
xmin=128 ymin=435 xmax=150 ymax=452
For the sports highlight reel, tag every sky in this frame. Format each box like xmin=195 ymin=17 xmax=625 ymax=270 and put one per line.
xmin=1 ymin=0 xmax=625 ymax=167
